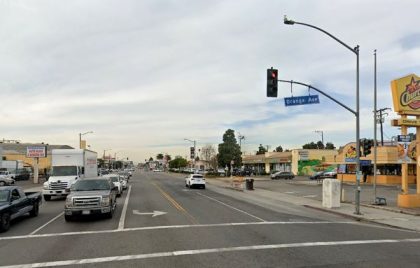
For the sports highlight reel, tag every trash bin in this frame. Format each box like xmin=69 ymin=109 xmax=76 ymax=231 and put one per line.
xmin=246 ymin=178 xmax=254 ymax=190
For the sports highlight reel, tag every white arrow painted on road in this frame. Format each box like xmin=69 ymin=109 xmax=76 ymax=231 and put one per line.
xmin=132 ymin=210 xmax=167 ymax=217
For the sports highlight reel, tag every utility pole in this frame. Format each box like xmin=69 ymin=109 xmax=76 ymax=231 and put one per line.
xmin=373 ymin=50 xmax=378 ymax=204
xmin=238 ymin=133 xmax=245 ymax=151
xmin=314 ymin=130 xmax=324 ymax=148
xmin=376 ymin=108 xmax=390 ymax=146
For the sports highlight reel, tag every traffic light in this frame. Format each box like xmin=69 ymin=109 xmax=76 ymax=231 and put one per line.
xmin=190 ymin=147 xmax=195 ymax=159
xmin=267 ymin=68 xmax=278 ymax=97
xmin=363 ymin=139 xmax=373 ymax=156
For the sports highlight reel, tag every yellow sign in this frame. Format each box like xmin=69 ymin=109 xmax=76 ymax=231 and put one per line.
xmin=391 ymin=74 xmax=420 ymax=115
xmin=391 ymin=118 xmax=420 ymax=127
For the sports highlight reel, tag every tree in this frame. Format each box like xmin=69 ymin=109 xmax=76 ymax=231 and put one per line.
xmin=218 ymin=129 xmax=242 ymax=168
xmin=325 ymin=142 xmax=335 ymax=150
xmin=302 ymin=142 xmax=318 ymax=149
xmin=210 ymin=155 xmax=218 ymax=170
xmin=169 ymin=156 xmax=188 ymax=169
xmin=156 ymin=153 xmax=164 ymax=160
xmin=200 ymin=144 xmax=216 ymax=162
xmin=256 ymin=144 xmax=267 ymax=155
xmin=316 ymin=141 xmax=325 ymax=149
xmin=149 ymin=157 xmax=154 ymax=161
xmin=274 ymin=145 xmax=283 ymax=152
xmin=165 ymin=154 xmax=172 ymax=161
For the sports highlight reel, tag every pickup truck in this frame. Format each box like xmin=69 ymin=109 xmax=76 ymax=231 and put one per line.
xmin=64 ymin=177 xmax=117 ymax=221
xmin=0 ymin=186 xmax=42 ymax=232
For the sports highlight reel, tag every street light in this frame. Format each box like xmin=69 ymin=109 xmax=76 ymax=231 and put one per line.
xmin=284 ymin=15 xmax=361 ymax=214
xmin=79 ymin=131 xmax=93 ymax=149
xmin=314 ymin=130 xmax=324 ymax=148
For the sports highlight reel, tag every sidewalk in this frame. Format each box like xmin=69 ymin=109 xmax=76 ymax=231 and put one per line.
xmin=205 ymin=177 xmax=420 ymax=232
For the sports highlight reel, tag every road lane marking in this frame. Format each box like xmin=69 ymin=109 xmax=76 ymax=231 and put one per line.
xmin=0 ymin=221 xmax=355 ymax=241
xmin=118 ymin=185 xmax=132 ymax=230
xmin=152 ymin=182 xmax=199 ymax=224
xmin=3 ymin=238 xmax=420 ymax=267
xmin=196 ymin=192 xmax=266 ymax=222
xmin=29 ymin=212 xmax=64 ymax=235
xmin=302 ymin=195 xmax=317 ymax=198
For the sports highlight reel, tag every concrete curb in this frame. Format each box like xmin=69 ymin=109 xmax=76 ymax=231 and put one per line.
xmin=303 ymin=205 xmax=418 ymax=232
xmin=340 ymin=201 xmax=420 ymax=217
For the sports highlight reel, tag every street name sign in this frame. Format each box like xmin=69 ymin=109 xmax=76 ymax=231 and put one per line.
xmin=284 ymin=95 xmax=320 ymax=106
xmin=397 ymin=135 xmax=412 ymax=143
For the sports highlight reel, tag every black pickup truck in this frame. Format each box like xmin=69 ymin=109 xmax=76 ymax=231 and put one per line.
xmin=0 ymin=186 xmax=42 ymax=232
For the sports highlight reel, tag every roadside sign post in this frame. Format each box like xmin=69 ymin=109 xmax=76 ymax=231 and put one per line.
xmin=26 ymin=146 xmax=47 ymax=184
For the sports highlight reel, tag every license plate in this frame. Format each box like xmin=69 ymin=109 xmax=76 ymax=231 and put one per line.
xmin=82 ymin=210 xmax=91 ymax=215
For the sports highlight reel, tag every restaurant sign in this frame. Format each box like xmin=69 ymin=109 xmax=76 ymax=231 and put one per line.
xmin=391 ymin=74 xmax=420 ymax=115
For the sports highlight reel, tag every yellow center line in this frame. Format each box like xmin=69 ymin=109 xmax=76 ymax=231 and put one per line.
xmin=151 ymin=181 xmax=199 ymax=225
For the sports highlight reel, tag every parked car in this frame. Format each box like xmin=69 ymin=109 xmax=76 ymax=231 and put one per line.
xmin=321 ymin=170 xmax=337 ymax=179
xmin=271 ymin=171 xmax=295 ymax=180
xmin=217 ymin=168 xmax=226 ymax=176
xmin=0 ymin=176 xmax=15 ymax=186
xmin=185 ymin=174 xmax=206 ymax=189
xmin=309 ymin=171 xmax=325 ymax=180
xmin=0 ymin=186 xmax=42 ymax=232
xmin=14 ymin=170 xmax=30 ymax=181
xmin=64 ymin=178 xmax=118 ymax=221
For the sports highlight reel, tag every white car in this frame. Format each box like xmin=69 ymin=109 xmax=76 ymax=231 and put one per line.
xmin=120 ymin=176 xmax=128 ymax=190
xmin=185 ymin=174 xmax=206 ymax=189
xmin=103 ymin=174 xmax=123 ymax=197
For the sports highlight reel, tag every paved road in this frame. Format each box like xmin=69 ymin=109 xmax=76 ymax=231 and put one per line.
xmin=1 ymin=171 xmax=420 ymax=267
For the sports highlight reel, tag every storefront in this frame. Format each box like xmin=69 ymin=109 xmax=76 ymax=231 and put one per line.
xmin=243 ymin=150 xmax=337 ymax=175
xmin=326 ymin=141 xmax=417 ymax=185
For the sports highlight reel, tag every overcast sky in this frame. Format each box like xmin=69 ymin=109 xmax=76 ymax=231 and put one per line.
xmin=0 ymin=0 xmax=419 ymax=162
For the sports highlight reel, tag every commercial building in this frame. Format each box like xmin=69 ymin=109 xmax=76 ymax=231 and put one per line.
xmin=0 ymin=142 xmax=73 ymax=175
xmin=242 ymin=149 xmax=338 ymax=175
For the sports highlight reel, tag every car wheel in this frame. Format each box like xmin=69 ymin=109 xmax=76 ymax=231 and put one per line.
xmin=29 ymin=202 xmax=39 ymax=217
xmin=43 ymin=195 xmax=51 ymax=201
xmin=0 ymin=181 xmax=5 ymax=186
xmin=64 ymin=215 xmax=73 ymax=222
xmin=0 ymin=213 xmax=11 ymax=232
xmin=202 ymin=185 xmax=206 ymax=189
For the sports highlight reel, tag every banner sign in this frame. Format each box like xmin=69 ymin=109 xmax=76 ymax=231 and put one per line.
xmin=284 ymin=95 xmax=320 ymax=106
xmin=26 ymin=146 xmax=47 ymax=158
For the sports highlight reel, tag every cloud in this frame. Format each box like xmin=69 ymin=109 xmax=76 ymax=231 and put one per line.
xmin=0 ymin=0 xmax=419 ymax=162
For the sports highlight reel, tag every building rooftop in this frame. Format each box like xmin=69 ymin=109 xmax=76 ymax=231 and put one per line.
xmin=0 ymin=143 xmax=73 ymax=155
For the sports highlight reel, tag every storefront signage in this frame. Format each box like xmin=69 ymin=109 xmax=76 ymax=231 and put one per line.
xmin=284 ymin=95 xmax=320 ymax=106
xmin=26 ymin=146 xmax=47 ymax=158
xmin=391 ymin=74 xmax=420 ymax=115
xmin=391 ymin=118 xmax=420 ymax=127
xmin=298 ymin=150 xmax=309 ymax=160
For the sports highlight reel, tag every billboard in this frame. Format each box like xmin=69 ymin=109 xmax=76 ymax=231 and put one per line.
xmin=391 ymin=74 xmax=420 ymax=115
xmin=26 ymin=146 xmax=47 ymax=158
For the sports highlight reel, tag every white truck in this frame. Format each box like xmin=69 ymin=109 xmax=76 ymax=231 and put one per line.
xmin=43 ymin=149 xmax=97 ymax=201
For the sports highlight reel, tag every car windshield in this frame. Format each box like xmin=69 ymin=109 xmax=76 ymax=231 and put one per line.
xmin=110 ymin=177 xmax=119 ymax=183
xmin=0 ymin=190 xmax=9 ymax=202
xmin=52 ymin=166 xmax=77 ymax=176
xmin=72 ymin=180 xmax=110 ymax=191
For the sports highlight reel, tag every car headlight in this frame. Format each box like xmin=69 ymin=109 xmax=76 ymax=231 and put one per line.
xmin=101 ymin=196 xmax=110 ymax=206
xmin=43 ymin=182 xmax=49 ymax=190
xmin=65 ymin=196 xmax=73 ymax=207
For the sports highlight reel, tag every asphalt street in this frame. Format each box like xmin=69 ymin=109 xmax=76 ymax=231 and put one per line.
xmin=1 ymin=171 xmax=420 ymax=267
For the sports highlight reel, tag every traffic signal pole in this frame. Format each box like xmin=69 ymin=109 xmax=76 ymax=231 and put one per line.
xmin=283 ymin=15 xmax=361 ymax=215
